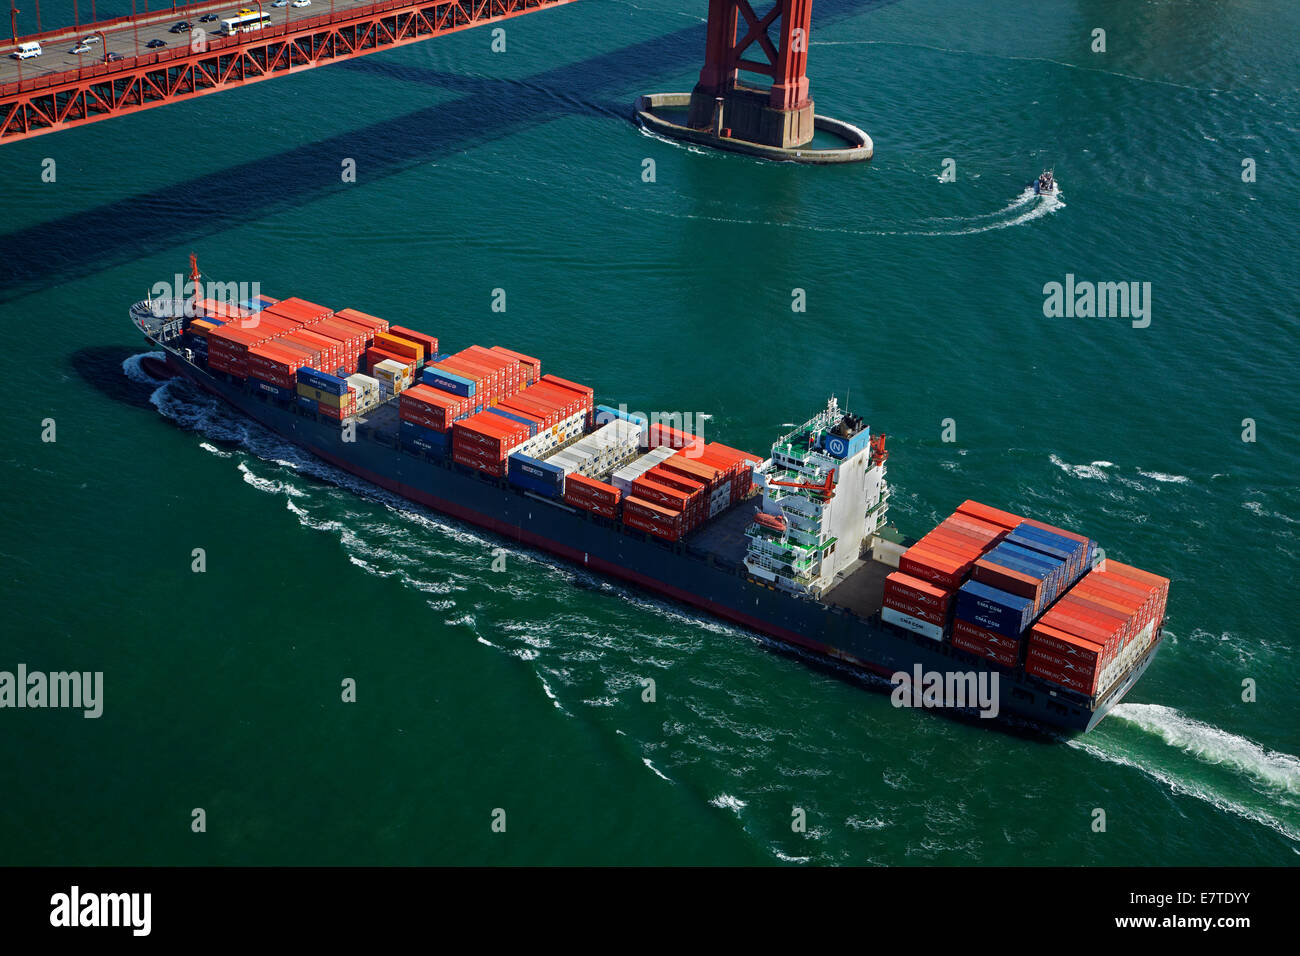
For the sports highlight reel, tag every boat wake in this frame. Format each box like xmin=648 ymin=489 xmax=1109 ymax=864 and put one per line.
xmin=1071 ymin=703 xmax=1300 ymax=844
xmin=610 ymin=182 xmax=1063 ymax=239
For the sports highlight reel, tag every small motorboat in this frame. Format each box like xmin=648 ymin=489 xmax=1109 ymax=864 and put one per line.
xmin=1033 ymin=170 xmax=1059 ymax=198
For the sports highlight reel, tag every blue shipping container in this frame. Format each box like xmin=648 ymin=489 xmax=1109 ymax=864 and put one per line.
xmin=956 ymin=580 xmax=1034 ymax=638
xmin=295 ymin=395 xmax=317 ymax=412
xmin=251 ymin=377 xmax=293 ymax=402
xmin=488 ymin=407 xmax=538 ymax=437
xmin=421 ymin=368 xmax=475 ymax=398
xmin=1009 ymin=525 xmax=1083 ymax=573
xmin=399 ymin=419 xmax=450 ymax=450
xmin=508 ymin=453 xmax=565 ymax=497
xmin=981 ymin=543 xmax=1060 ymax=582
xmin=298 ymin=367 xmax=349 ymax=395
xmin=595 ymin=404 xmax=649 ymax=428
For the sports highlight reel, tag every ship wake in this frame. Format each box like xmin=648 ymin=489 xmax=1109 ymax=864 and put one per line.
xmin=1070 ymin=704 xmax=1300 ymax=844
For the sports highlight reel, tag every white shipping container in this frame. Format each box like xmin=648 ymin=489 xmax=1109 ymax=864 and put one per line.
xmin=882 ymin=606 xmax=945 ymax=642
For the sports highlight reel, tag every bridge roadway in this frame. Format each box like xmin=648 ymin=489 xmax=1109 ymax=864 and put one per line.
xmin=0 ymin=0 xmax=574 ymax=141
xmin=1 ymin=0 xmax=377 ymax=85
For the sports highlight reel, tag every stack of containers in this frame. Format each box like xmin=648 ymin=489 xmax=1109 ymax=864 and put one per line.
xmin=208 ymin=324 xmax=271 ymax=378
xmin=644 ymin=422 xmax=701 ymax=454
xmin=247 ymin=339 xmax=306 ymax=401
xmin=946 ymin=505 xmax=1098 ymax=667
xmin=687 ymin=443 xmax=759 ymax=503
xmin=335 ymin=307 xmax=390 ymax=340
xmin=263 ymin=297 xmax=332 ymax=325
xmin=702 ymin=443 xmax=762 ymax=501
xmin=898 ymin=512 xmax=1007 ymax=590
xmin=641 ymin=464 xmax=707 ymax=531
xmin=423 ymin=346 xmax=525 ymax=411
xmin=297 ymin=368 xmax=356 ymax=420
xmin=889 ymin=509 xmax=1008 ymax=647
xmin=952 ymin=581 xmax=1035 ymax=665
xmin=373 ymin=358 xmax=415 ymax=399
xmin=194 ymin=297 xmax=256 ymax=324
xmin=1025 ymin=560 xmax=1169 ymax=697
xmin=564 ymin=474 xmax=621 ymax=517
xmin=452 ymin=410 xmax=530 ymax=477
xmin=314 ymin=314 xmax=373 ymax=374
xmin=610 ymin=447 xmax=677 ymax=495
xmin=374 ymin=330 xmax=426 ymax=368
xmin=384 ymin=325 xmax=436 ymax=359
xmin=881 ymin=572 xmax=956 ymax=643
xmin=366 ymin=344 xmax=416 ymax=377
xmin=972 ymin=542 xmax=1069 ymax=616
xmin=184 ymin=317 xmax=222 ymax=361
xmin=506 ymin=453 xmax=565 ymax=498
xmin=540 ymin=375 xmax=594 ymax=426
xmin=399 ymin=383 xmax=473 ymax=435
xmin=346 ymin=373 xmax=380 ymax=412
xmin=490 ymin=346 xmax=540 ymax=385
xmin=630 ymin=472 xmax=693 ymax=533
xmin=285 ymin=326 xmax=342 ymax=376
xmin=658 ymin=451 xmax=729 ymax=518
xmin=623 ymin=496 xmax=685 ymax=542
xmin=541 ymin=419 xmax=643 ymax=479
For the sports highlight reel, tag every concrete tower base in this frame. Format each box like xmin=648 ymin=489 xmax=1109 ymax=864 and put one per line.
xmin=686 ymin=84 xmax=816 ymax=149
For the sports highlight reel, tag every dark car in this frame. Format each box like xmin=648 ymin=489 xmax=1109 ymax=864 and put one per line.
xmin=199 ymin=13 xmax=218 ymax=22
xmin=104 ymin=51 xmax=123 ymax=62
xmin=169 ymin=21 xmax=191 ymax=33
xmin=146 ymin=39 xmax=167 ymax=49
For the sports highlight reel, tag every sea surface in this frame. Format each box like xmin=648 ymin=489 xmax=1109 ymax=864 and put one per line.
xmin=1 ymin=0 xmax=1297 ymax=865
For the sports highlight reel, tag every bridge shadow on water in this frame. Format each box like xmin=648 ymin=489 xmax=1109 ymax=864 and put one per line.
xmin=0 ymin=0 xmax=896 ymax=300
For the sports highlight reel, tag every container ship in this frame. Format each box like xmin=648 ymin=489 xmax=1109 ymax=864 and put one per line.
xmin=129 ymin=259 xmax=1169 ymax=733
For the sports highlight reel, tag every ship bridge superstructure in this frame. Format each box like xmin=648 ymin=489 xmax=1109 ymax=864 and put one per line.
xmin=744 ymin=397 xmax=890 ymax=598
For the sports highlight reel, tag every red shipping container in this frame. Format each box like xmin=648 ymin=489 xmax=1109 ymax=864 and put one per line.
xmin=646 ymin=466 xmax=706 ymax=498
xmin=453 ymin=446 xmax=506 ymax=477
xmin=335 ymin=307 xmax=390 ymax=336
xmin=1025 ymin=657 xmax=1097 ymax=695
xmin=247 ymin=343 xmax=304 ymax=388
xmin=264 ymin=297 xmax=332 ymax=324
xmin=490 ymin=346 xmax=541 ymax=384
xmin=951 ymin=628 xmax=1018 ymax=667
xmin=1029 ymin=623 xmax=1106 ymax=665
xmin=564 ymin=473 xmax=622 ymax=515
xmin=623 ymin=496 xmax=684 ymax=541
xmin=883 ymin=572 xmax=954 ymax=614
xmin=899 ymin=546 xmax=968 ymax=589
xmin=952 ymin=618 xmax=1022 ymax=652
xmin=955 ymin=500 xmax=1024 ymax=532
xmin=388 ymin=325 xmax=438 ymax=360
xmin=882 ymin=593 xmax=948 ymax=628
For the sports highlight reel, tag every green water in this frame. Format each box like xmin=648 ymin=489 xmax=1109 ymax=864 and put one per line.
xmin=1 ymin=0 xmax=1297 ymax=865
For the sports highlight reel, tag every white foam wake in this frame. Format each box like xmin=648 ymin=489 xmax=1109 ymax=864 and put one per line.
xmin=121 ymin=350 xmax=167 ymax=385
xmin=1110 ymin=704 xmax=1300 ymax=793
xmin=1072 ymin=704 xmax=1300 ymax=843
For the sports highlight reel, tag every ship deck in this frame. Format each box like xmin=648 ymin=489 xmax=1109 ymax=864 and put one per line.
xmin=823 ymin=557 xmax=890 ymax=620
xmin=687 ymin=500 xmax=758 ymax=571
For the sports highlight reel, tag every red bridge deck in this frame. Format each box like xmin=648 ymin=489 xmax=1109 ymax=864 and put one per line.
xmin=1 ymin=0 xmax=575 ymax=143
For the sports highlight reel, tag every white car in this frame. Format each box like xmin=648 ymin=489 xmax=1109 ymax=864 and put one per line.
xmin=82 ymin=35 xmax=100 ymax=45
xmin=70 ymin=43 xmax=92 ymax=55
xmin=291 ymin=0 xmax=310 ymax=6
xmin=272 ymin=0 xmax=287 ymax=5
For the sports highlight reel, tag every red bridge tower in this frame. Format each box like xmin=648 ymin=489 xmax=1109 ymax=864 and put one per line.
xmin=686 ymin=0 xmax=815 ymax=149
